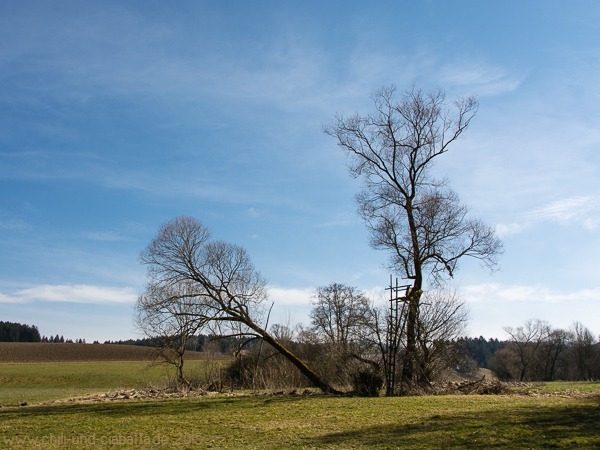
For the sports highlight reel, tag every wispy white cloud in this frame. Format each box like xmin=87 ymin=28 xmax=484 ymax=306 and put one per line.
xmin=0 ymin=2 xmax=528 ymax=128
xmin=495 ymin=222 xmax=530 ymax=237
xmin=0 ymin=284 xmax=137 ymax=304
xmin=268 ymin=286 xmax=313 ymax=306
xmin=439 ymin=62 xmax=526 ymax=96
xmin=525 ymin=196 xmax=600 ymax=229
xmin=80 ymin=231 xmax=125 ymax=242
xmin=0 ymin=156 xmax=269 ymax=207
xmin=316 ymin=212 xmax=356 ymax=228
xmin=463 ymin=282 xmax=600 ymax=336
xmin=463 ymin=282 xmax=600 ymax=304
xmin=496 ymin=196 xmax=600 ymax=237
xmin=0 ymin=217 xmax=29 ymax=231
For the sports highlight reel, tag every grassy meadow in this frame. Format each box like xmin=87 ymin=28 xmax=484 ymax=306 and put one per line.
xmin=1 ymin=391 xmax=599 ymax=449
xmin=1 ymin=343 xmax=599 ymax=449
xmin=0 ymin=343 xmax=226 ymax=406
xmin=0 ymin=360 xmax=211 ymax=406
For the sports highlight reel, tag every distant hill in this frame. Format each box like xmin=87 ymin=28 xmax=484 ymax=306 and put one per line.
xmin=0 ymin=342 xmax=208 ymax=362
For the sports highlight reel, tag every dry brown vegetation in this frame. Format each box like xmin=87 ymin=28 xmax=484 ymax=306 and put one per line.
xmin=0 ymin=342 xmax=208 ymax=362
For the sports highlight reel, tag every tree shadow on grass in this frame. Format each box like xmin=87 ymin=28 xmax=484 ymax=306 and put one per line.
xmin=0 ymin=393 xmax=305 ymax=420
xmin=303 ymin=397 xmax=600 ymax=449
xmin=0 ymin=397 xmax=215 ymax=419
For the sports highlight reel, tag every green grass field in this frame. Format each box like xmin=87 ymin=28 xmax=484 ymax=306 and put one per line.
xmin=0 ymin=360 xmax=216 ymax=406
xmin=1 ymin=344 xmax=599 ymax=449
xmin=1 ymin=392 xmax=599 ymax=449
xmin=0 ymin=344 xmax=228 ymax=406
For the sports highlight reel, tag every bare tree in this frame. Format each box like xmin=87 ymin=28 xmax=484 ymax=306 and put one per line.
xmin=539 ymin=328 xmax=571 ymax=381
xmin=138 ymin=216 xmax=339 ymax=394
xmin=413 ymin=289 xmax=470 ymax=383
xmin=503 ymin=319 xmax=551 ymax=381
xmin=270 ymin=323 xmax=295 ymax=343
xmin=135 ymin=280 xmax=206 ymax=386
xmin=310 ymin=283 xmax=380 ymax=389
xmin=493 ymin=320 xmax=600 ymax=381
xmin=325 ymin=86 xmax=502 ymax=391
xmin=570 ymin=321 xmax=596 ymax=380
xmin=310 ymin=283 xmax=372 ymax=351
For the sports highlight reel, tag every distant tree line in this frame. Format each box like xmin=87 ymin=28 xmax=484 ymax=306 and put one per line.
xmin=105 ymin=334 xmax=251 ymax=354
xmin=0 ymin=321 xmax=91 ymax=343
xmin=489 ymin=319 xmax=600 ymax=381
xmin=40 ymin=335 xmax=87 ymax=343
xmin=0 ymin=321 xmax=41 ymax=342
xmin=457 ymin=336 xmax=505 ymax=369
xmin=40 ymin=334 xmax=64 ymax=343
xmin=108 ymin=334 xmax=508 ymax=367
xmin=104 ymin=337 xmax=164 ymax=347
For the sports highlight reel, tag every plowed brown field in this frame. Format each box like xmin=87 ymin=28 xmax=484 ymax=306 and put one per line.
xmin=0 ymin=342 xmax=207 ymax=362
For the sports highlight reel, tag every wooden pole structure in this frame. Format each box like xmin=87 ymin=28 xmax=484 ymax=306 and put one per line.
xmin=384 ymin=276 xmax=410 ymax=396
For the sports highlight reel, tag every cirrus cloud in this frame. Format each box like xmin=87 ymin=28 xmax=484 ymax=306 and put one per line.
xmin=496 ymin=196 xmax=600 ymax=237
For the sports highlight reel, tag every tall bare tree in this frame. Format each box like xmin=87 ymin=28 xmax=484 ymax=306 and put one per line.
xmin=325 ymin=86 xmax=502 ymax=391
xmin=138 ymin=216 xmax=339 ymax=394
xmin=539 ymin=328 xmax=571 ymax=381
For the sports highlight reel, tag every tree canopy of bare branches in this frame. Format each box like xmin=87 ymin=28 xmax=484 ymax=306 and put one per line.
xmin=414 ymin=289 xmax=470 ymax=382
xmin=491 ymin=319 xmax=600 ymax=382
xmin=137 ymin=216 xmax=339 ymax=393
xmin=310 ymin=283 xmax=372 ymax=349
xmin=135 ymin=280 xmax=206 ymax=385
xmin=325 ymin=86 xmax=502 ymax=391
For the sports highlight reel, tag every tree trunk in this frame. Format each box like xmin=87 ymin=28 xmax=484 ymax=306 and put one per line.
xmin=245 ymin=320 xmax=342 ymax=394
xmin=401 ymin=288 xmax=420 ymax=393
xmin=176 ymin=352 xmax=190 ymax=387
xmin=400 ymin=201 xmax=424 ymax=394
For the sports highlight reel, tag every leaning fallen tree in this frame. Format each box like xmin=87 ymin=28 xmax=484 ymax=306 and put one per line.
xmin=137 ymin=216 xmax=340 ymax=394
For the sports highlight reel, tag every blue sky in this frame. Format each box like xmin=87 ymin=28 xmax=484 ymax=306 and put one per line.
xmin=1 ymin=1 xmax=599 ymax=342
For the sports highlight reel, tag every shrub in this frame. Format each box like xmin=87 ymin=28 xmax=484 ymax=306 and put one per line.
xmin=351 ymin=369 xmax=383 ymax=397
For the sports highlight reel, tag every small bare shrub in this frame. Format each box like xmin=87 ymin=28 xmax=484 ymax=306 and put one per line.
xmin=351 ymin=369 xmax=383 ymax=397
